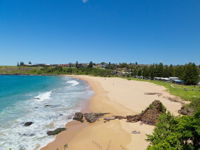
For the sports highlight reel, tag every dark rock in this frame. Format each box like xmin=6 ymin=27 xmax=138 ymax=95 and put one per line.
xmin=126 ymin=115 xmax=141 ymax=122
xmin=24 ymin=122 xmax=33 ymax=126
xmin=127 ymin=100 xmax=166 ymax=125
xmin=84 ymin=113 xmax=98 ymax=123
xmin=73 ymin=112 xmax=84 ymax=122
xmin=114 ymin=116 xmax=126 ymax=120
xmin=139 ymin=100 xmax=166 ymax=125
xmin=84 ymin=113 xmax=108 ymax=123
xmin=178 ymin=106 xmax=194 ymax=116
xmin=47 ymin=128 xmax=66 ymax=136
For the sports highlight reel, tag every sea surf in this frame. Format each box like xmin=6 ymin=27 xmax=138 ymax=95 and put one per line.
xmin=0 ymin=75 xmax=92 ymax=150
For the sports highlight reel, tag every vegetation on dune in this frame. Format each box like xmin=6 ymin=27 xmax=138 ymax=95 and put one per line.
xmin=147 ymin=110 xmax=200 ymax=150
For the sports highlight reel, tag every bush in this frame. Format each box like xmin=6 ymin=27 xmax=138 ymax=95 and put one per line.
xmin=147 ymin=110 xmax=200 ymax=150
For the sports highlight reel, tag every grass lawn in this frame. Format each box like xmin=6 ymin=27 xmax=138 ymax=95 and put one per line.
xmin=126 ymin=77 xmax=200 ymax=110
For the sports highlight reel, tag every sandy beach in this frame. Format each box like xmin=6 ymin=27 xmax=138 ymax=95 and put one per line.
xmin=42 ymin=75 xmax=184 ymax=150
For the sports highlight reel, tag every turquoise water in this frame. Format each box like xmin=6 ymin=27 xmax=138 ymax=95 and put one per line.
xmin=0 ymin=75 xmax=61 ymax=112
xmin=0 ymin=75 xmax=92 ymax=150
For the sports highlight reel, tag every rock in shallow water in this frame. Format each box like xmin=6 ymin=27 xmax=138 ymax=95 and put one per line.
xmin=24 ymin=122 xmax=33 ymax=127
xmin=47 ymin=128 xmax=66 ymax=136
xmin=73 ymin=112 xmax=84 ymax=122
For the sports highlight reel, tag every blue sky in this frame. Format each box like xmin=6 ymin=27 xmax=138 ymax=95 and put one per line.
xmin=0 ymin=0 xmax=200 ymax=65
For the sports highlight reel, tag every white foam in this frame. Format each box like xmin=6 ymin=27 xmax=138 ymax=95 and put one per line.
xmin=66 ymin=80 xmax=79 ymax=86
xmin=34 ymin=91 xmax=52 ymax=101
xmin=0 ymin=77 xmax=93 ymax=150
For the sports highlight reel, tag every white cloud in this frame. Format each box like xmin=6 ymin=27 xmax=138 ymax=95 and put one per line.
xmin=82 ymin=0 xmax=89 ymax=3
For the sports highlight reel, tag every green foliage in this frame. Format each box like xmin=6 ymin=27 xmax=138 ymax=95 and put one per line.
xmin=182 ymin=63 xmax=199 ymax=85
xmin=147 ymin=111 xmax=200 ymax=150
xmin=0 ymin=66 xmax=113 ymax=77
xmin=88 ymin=61 xmax=94 ymax=68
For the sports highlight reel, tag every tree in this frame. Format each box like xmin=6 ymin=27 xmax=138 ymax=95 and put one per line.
xmin=88 ymin=61 xmax=93 ymax=68
xmin=20 ymin=61 xmax=24 ymax=66
xmin=75 ymin=61 xmax=79 ymax=68
xmin=182 ymin=63 xmax=199 ymax=85
xmin=28 ymin=61 xmax=32 ymax=65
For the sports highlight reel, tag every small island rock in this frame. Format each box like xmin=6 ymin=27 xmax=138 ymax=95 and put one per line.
xmin=24 ymin=122 xmax=33 ymax=127
xmin=47 ymin=128 xmax=66 ymax=136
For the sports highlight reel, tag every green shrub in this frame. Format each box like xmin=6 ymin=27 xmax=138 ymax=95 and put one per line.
xmin=147 ymin=110 xmax=200 ymax=150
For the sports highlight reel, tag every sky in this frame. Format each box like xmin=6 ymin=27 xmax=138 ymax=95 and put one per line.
xmin=0 ymin=0 xmax=200 ymax=65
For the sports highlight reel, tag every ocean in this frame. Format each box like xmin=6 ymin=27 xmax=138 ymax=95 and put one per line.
xmin=0 ymin=75 xmax=93 ymax=150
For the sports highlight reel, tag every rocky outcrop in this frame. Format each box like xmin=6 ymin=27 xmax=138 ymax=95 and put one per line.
xmin=126 ymin=115 xmax=141 ymax=122
xmin=114 ymin=115 xmax=126 ymax=120
xmin=24 ymin=122 xmax=33 ymax=127
xmin=47 ymin=128 xmax=66 ymax=136
xmin=139 ymin=100 xmax=166 ymax=125
xmin=127 ymin=100 xmax=166 ymax=125
xmin=73 ymin=112 xmax=84 ymax=122
xmin=84 ymin=113 xmax=107 ymax=123
xmin=71 ymin=101 xmax=166 ymax=125
xmin=178 ymin=106 xmax=194 ymax=116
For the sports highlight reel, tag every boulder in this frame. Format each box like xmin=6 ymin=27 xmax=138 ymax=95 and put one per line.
xmin=139 ymin=100 xmax=166 ymax=125
xmin=24 ymin=122 xmax=33 ymax=127
xmin=127 ymin=100 xmax=166 ymax=125
xmin=84 ymin=113 xmax=107 ymax=123
xmin=47 ymin=128 xmax=66 ymax=136
xmin=178 ymin=106 xmax=193 ymax=116
xmin=73 ymin=112 xmax=84 ymax=122
xmin=126 ymin=115 xmax=141 ymax=122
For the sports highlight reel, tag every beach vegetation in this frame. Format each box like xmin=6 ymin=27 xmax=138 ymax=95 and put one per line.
xmin=147 ymin=110 xmax=200 ymax=150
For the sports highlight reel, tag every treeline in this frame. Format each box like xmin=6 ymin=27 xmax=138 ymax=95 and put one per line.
xmin=1 ymin=62 xmax=200 ymax=85
xmin=107 ymin=62 xmax=199 ymax=85
xmin=37 ymin=66 xmax=113 ymax=77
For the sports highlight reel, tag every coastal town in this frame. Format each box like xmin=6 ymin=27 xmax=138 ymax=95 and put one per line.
xmin=3 ymin=61 xmax=199 ymax=86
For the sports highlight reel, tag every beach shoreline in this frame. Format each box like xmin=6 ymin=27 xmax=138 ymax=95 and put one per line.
xmin=41 ymin=75 xmax=184 ymax=150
